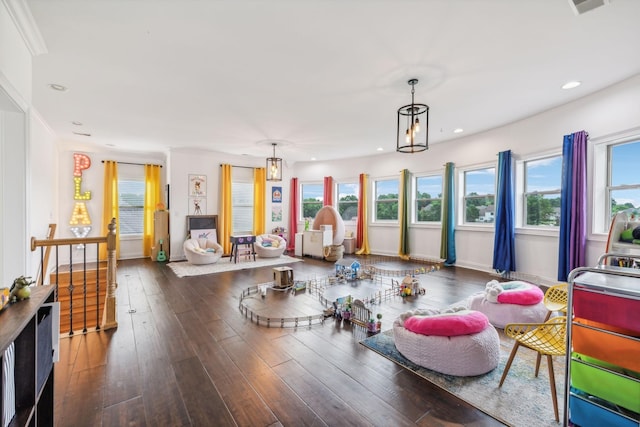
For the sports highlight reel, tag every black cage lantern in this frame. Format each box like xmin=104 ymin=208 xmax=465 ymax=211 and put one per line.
xmin=397 ymin=78 xmax=429 ymax=153
xmin=266 ymin=142 xmax=282 ymax=181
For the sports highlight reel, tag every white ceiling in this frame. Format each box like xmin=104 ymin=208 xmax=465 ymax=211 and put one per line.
xmin=26 ymin=0 xmax=640 ymax=163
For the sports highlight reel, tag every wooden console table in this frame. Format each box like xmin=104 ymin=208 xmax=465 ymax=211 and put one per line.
xmin=230 ymin=235 xmax=256 ymax=263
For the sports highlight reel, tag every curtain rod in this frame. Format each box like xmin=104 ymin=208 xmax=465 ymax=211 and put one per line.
xmin=220 ymin=164 xmax=257 ymax=170
xmin=101 ymin=160 xmax=162 ymax=167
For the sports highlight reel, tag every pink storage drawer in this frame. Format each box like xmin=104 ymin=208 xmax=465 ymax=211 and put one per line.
xmin=573 ymin=287 xmax=640 ymax=334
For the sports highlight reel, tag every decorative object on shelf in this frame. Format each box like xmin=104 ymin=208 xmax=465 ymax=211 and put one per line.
xmin=9 ymin=275 xmax=34 ymax=302
xmin=0 ymin=287 xmax=9 ymax=310
xmin=397 ymin=78 xmax=429 ymax=153
xmin=266 ymin=142 xmax=282 ymax=181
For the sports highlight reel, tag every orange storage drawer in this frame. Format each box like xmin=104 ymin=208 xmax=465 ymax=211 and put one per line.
xmin=573 ymin=320 xmax=640 ymax=373
xmin=573 ymin=287 xmax=640 ymax=334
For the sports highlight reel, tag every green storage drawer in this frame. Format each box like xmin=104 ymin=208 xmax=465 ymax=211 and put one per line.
xmin=571 ymin=354 xmax=640 ymax=413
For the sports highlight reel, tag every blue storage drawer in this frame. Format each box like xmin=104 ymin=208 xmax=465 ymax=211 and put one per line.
xmin=569 ymin=393 xmax=639 ymax=427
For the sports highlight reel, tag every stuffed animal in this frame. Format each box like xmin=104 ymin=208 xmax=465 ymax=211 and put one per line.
xmin=10 ymin=275 xmax=33 ymax=302
xmin=484 ymin=280 xmax=504 ymax=303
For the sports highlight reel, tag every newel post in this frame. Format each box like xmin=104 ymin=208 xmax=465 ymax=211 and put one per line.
xmin=102 ymin=217 xmax=118 ymax=330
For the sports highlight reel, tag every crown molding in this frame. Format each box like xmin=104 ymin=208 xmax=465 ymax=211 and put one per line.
xmin=1 ymin=0 xmax=47 ymax=56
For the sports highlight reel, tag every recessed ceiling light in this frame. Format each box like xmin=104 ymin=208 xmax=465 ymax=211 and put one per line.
xmin=561 ymin=81 xmax=581 ymax=90
xmin=310 ymin=157 xmax=316 ymax=161
xmin=453 ymin=128 xmax=464 ymax=134
xmin=376 ymin=147 xmax=384 ymax=151
xmin=72 ymin=131 xmax=91 ymax=137
xmin=48 ymin=83 xmax=68 ymax=92
xmin=106 ymin=143 xmax=115 ymax=147
xmin=72 ymin=121 xmax=83 ymax=126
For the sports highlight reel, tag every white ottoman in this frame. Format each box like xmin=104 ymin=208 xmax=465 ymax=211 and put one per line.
xmin=468 ymin=293 xmax=547 ymax=328
xmin=393 ymin=309 xmax=500 ymax=376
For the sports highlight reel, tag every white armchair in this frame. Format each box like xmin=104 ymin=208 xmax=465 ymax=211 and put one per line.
xmin=255 ymin=234 xmax=286 ymax=258
xmin=183 ymin=238 xmax=223 ymax=264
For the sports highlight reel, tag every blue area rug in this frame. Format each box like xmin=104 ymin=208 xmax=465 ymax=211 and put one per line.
xmin=360 ymin=329 xmax=565 ymax=427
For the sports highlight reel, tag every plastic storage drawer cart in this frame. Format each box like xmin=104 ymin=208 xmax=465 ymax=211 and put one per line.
xmin=565 ymin=256 xmax=640 ymax=427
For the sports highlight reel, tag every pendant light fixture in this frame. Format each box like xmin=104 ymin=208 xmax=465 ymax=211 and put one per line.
xmin=266 ymin=142 xmax=282 ymax=181
xmin=397 ymin=78 xmax=429 ymax=153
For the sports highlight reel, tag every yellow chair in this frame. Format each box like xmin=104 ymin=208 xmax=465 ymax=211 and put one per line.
xmin=542 ymin=283 xmax=568 ymax=321
xmin=499 ymin=316 xmax=567 ymax=422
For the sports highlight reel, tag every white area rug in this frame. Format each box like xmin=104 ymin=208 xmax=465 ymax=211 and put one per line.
xmin=167 ymin=255 xmax=302 ymax=278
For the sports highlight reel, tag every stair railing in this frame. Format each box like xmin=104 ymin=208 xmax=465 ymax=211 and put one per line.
xmin=30 ymin=218 xmax=118 ymax=335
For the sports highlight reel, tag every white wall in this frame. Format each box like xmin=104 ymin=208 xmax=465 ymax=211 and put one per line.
xmin=292 ymin=73 xmax=640 ymax=283
xmin=27 ymin=110 xmax=57 ymax=276
xmin=0 ymin=1 xmax=33 ymax=284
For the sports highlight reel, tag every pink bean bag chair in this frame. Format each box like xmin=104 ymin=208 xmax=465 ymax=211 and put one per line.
xmin=393 ymin=308 xmax=500 ymax=376
xmin=468 ymin=280 xmax=547 ymax=328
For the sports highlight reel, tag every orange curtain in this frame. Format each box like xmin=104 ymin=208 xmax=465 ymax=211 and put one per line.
xmin=253 ymin=167 xmax=266 ymax=236
xmin=323 ymin=176 xmax=333 ymax=206
xmin=219 ymin=164 xmax=233 ymax=254
xmin=287 ymin=177 xmax=298 ymax=252
xmin=355 ymin=173 xmax=370 ymax=255
xmin=143 ymin=164 xmax=162 ymax=257
xmin=100 ymin=161 xmax=120 ymax=260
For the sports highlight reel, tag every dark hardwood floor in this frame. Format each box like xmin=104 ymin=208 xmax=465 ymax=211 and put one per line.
xmin=54 ymin=255 xmax=509 ymax=427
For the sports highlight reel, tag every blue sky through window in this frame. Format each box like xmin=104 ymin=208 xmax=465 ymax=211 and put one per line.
xmin=611 ymin=141 xmax=640 ymax=207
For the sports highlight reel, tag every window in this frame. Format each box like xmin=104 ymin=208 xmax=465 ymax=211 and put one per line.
xmin=463 ymin=167 xmax=495 ymax=223
xmin=232 ymin=181 xmax=254 ymax=234
xmin=415 ymin=175 xmax=442 ymax=222
xmin=375 ymin=178 xmax=399 ymax=221
xmin=608 ymin=140 xmax=640 ymax=221
xmin=118 ymin=179 xmax=145 ymax=235
xmin=301 ymin=183 xmax=323 ymax=219
xmin=524 ymin=156 xmax=562 ymax=226
xmin=337 ymin=182 xmax=358 ymax=222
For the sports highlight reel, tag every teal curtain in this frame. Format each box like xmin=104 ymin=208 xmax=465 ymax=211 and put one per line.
xmin=440 ymin=162 xmax=456 ymax=265
xmin=399 ymin=169 xmax=410 ymax=259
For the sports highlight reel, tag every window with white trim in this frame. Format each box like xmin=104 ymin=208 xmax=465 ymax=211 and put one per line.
xmin=608 ymin=140 xmax=640 ymax=221
xmin=118 ymin=164 xmax=145 ymax=236
xmin=301 ymin=183 xmax=323 ymax=220
xmin=414 ymin=174 xmax=442 ymax=222
xmin=463 ymin=167 xmax=495 ymax=224
xmin=523 ymin=156 xmax=562 ymax=227
xmin=232 ymin=181 xmax=254 ymax=234
xmin=374 ymin=178 xmax=399 ymax=221
xmin=337 ymin=182 xmax=358 ymax=222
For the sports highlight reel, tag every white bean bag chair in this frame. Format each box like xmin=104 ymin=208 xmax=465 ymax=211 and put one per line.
xmin=312 ymin=206 xmax=345 ymax=246
xmin=393 ymin=308 xmax=500 ymax=376
xmin=183 ymin=238 xmax=223 ymax=265
xmin=467 ymin=280 xmax=547 ymax=328
xmin=255 ymin=234 xmax=286 ymax=258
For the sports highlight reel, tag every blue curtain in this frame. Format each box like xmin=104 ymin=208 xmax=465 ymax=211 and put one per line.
xmin=558 ymin=131 xmax=588 ymax=281
xmin=440 ymin=162 xmax=456 ymax=265
xmin=492 ymin=150 xmax=516 ymax=273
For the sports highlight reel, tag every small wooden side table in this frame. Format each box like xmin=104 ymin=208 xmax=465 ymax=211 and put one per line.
xmin=230 ymin=235 xmax=256 ymax=263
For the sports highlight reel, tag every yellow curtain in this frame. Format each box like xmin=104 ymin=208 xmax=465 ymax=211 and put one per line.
xmin=355 ymin=173 xmax=370 ymax=255
xmin=253 ymin=167 xmax=266 ymax=236
xmin=220 ymin=164 xmax=233 ymax=254
xmin=143 ymin=164 xmax=162 ymax=257
xmin=100 ymin=161 xmax=120 ymax=260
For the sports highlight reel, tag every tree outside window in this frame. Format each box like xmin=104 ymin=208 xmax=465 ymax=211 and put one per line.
xmin=609 ymin=141 xmax=640 ymax=223
xmin=524 ymin=156 xmax=561 ymax=226
xmin=301 ymin=183 xmax=323 ymax=219
xmin=464 ymin=168 xmax=495 ymax=223
xmin=337 ymin=182 xmax=358 ymax=221
xmin=375 ymin=179 xmax=399 ymax=221
xmin=415 ymin=175 xmax=442 ymax=222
